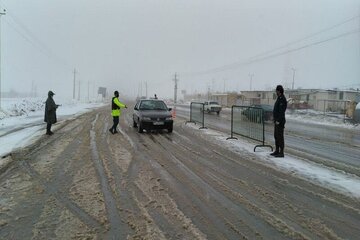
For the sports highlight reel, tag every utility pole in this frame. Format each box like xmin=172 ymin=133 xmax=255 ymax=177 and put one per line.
xmin=291 ymin=68 xmax=296 ymax=90
xmin=207 ymin=85 xmax=210 ymax=100
xmin=211 ymin=78 xmax=215 ymax=93
xmin=145 ymin=81 xmax=148 ymax=99
xmin=137 ymin=82 xmax=140 ymax=98
xmin=78 ymin=80 xmax=81 ymax=101
xmin=173 ymin=73 xmax=178 ymax=107
xmin=249 ymin=73 xmax=254 ymax=91
xmin=0 ymin=9 xmax=6 ymax=112
xmin=87 ymin=81 xmax=90 ymax=102
xmin=93 ymin=81 xmax=96 ymax=100
xmin=73 ymin=68 xmax=77 ymax=99
xmin=140 ymin=81 xmax=143 ymax=97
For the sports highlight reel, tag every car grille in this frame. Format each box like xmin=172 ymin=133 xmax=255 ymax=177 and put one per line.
xmin=150 ymin=117 xmax=166 ymax=121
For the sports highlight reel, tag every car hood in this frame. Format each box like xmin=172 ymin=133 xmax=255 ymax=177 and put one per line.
xmin=139 ymin=110 xmax=172 ymax=118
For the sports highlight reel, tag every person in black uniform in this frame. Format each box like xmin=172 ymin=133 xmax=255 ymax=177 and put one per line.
xmin=44 ymin=90 xmax=59 ymax=135
xmin=271 ymin=85 xmax=287 ymax=157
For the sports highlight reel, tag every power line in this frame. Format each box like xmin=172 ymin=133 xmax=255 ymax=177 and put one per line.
xmin=0 ymin=5 xmax=72 ymax=71
xmin=181 ymin=28 xmax=360 ymax=77
xmin=3 ymin=18 xmax=72 ymax=71
xmin=248 ymin=15 xmax=359 ymax=61
xmin=8 ymin=12 xmax=52 ymax=52
xmin=180 ymin=15 xmax=360 ymax=77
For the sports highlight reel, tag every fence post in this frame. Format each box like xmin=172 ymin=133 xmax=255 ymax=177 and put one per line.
xmin=199 ymin=103 xmax=207 ymax=129
xmin=227 ymin=105 xmax=237 ymax=140
xmin=185 ymin=102 xmax=196 ymax=125
xmin=186 ymin=102 xmax=207 ymax=128
xmin=262 ymin=109 xmax=265 ymax=145
xmin=253 ymin=108 xmax=273 ymax=152
xmin=190 ymin=102 xmax=193 ymax=122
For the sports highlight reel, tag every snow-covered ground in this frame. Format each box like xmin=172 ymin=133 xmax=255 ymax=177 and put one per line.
xmin=2 ymin=98 xmax=358 ymax=198
xmin=286 ymin=109 xmax=358 ymax=129
xmin=0 ymin=97 xmax=106 ymax=158
xmin=185 ymin=122 xmax=360 ymax=199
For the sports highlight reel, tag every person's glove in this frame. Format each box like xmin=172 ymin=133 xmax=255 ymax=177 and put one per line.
xmin=125 ymin=105 xmax=128 ymax=109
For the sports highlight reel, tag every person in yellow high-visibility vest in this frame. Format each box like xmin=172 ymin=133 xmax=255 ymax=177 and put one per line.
xmin=109 ymin=91 xmax=127 ymax=134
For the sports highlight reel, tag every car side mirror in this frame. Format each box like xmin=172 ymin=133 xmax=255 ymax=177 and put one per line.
xmin=168 ymin=108 xmax=172 ymax=111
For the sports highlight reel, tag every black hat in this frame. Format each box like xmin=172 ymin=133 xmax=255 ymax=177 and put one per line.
xmin=114 ymin=91 xmax=119 ymax=96
xmin=276 ymin=85 xmax=284 ymax=94
xmin=48 ymin=90 xmax=55 ymax=96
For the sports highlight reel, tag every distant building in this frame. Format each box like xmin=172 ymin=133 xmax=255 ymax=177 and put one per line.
xmin=290 ymin=89 xmax=359 ymax=112
xmin=184 ymin=88 xmax=360 ymax=115
xmin=210 ymin=93 xmax=245 ymax=107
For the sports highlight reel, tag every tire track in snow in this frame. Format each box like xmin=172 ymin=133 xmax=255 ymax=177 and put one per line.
xmin=90 ymin=114 xmax=126 ymax=239
xmin=175 ymin=122 xmax=360 ymax=239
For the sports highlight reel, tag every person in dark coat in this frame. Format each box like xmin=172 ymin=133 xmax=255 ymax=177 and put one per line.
xmin=44 ymin=91 xmax=58 ymax=135
xmin=271 ymin=85 xmax=287 ymax=157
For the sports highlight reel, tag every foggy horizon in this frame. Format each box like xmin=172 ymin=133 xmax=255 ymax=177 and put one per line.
xmin=0 ymin=0 xmax=359 ymax=100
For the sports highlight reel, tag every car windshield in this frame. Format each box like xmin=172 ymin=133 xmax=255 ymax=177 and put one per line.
xmin=139 ymin=100 xmax=168 ymax=110
xmin=209 ymin=102 xmax=219 ymax=105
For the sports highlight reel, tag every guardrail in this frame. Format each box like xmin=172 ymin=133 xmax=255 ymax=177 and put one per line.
xmin=227 ymin=105 xmax=273 ymax=152
xmin=186 ymin=102 xmax=207 ymax=129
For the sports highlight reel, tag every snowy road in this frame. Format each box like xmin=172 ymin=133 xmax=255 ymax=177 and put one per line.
xmin=175 ymin=105 xmax=360 ymax=176
xmin=1 ymin=105 xmax=359 ymax=239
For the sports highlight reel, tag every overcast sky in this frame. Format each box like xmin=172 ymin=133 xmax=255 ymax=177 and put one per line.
xmin=1 ymin=0 xmax=359 ymax=100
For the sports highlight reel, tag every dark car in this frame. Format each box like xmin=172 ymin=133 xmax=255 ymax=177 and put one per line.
xmin=242 ymin=104 xmax=273 ymax=122
xmin=133 ymin=99 xmax=173 ymax=133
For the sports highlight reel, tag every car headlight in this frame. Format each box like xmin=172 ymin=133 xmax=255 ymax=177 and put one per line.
xmin=142 ymin=117 xmax=151 ymax=121
xmin=165 ymin=117 xmax=173 ymax=120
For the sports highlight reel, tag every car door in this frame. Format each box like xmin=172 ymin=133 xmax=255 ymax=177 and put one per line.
xmin=133 ymin=101 xmax=140 ymax=123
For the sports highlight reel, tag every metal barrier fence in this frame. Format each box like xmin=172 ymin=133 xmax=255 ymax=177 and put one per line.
xmin=227 ymin=105 xmax=272 ymax=152
xmin=186 ymin=102 xmax=207 ymax=129
xmin=317 ymin=99 xmax=351 ymax=121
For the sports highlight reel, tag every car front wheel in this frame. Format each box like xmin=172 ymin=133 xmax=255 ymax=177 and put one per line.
xmin=168 ymin=125 xmax=173 ymax=133
xmin=137 ymin=121 xmax=143 ymax=133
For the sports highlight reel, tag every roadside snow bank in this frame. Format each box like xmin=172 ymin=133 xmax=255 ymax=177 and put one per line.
xmin=0 ymin=98 xmax=45 ymax=119
xmin=185 ymin=123 xmax=360 ymax=199
xmin=0 ymin=97 xmax=106 ymax=158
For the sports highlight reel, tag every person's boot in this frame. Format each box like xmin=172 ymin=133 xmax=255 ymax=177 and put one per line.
xmin=275 ymin=151 xmax=284 ymax=158
xmin=270 ymin=147 xmax=279 ymax=156
xmin=109 ymin=128 xmax=114 ymax=134
xmin=270 ymin=151 xmax=279 ymax=156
